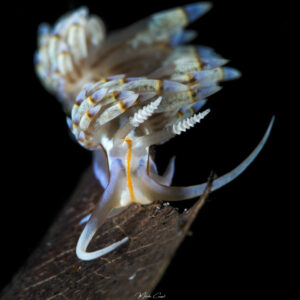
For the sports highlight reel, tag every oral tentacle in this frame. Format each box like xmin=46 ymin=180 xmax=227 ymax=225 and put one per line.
xmin=76 ymin=160 xmax=128 ymax=261
xmin=92 ymin=147 xmax=109 ymax=188
xmin=140 ymin=117 xmax=274 ymax=201
xmin=150 ymin=156 xmax=176 ymax=186
xmin=161 ymin=156 xmax=176 ymax=186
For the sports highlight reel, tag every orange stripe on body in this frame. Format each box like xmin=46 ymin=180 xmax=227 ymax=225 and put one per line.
xmin=125 ymin=138 xmax=135 ymax=202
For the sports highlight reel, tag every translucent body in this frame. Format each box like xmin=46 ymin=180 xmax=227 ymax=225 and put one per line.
xmin=35 ymin=3 xmax=274 ymax=261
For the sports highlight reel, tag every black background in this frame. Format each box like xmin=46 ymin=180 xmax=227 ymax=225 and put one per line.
xmin=1 ymin=0 xmax=292 ymax=298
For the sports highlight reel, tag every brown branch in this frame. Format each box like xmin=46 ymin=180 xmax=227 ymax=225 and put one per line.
xmin=0 ymin=167 xmax=212 ymax=300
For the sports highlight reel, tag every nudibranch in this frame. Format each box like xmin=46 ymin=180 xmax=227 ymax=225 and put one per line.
xmin=35 ymin=3 xmax=274 ymax=261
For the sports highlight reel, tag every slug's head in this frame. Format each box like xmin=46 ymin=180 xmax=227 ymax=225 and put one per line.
xmin=67 ymin=76 xmax=213 ymax=207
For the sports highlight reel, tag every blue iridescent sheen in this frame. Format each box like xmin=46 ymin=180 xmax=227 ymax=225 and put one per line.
xmin=184 ymin=2 xmax=212 ymax=22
